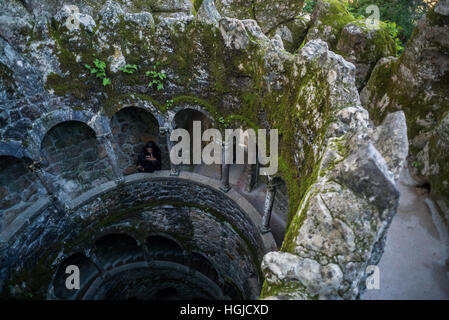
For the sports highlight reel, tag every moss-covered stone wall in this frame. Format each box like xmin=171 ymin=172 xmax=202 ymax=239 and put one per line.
xmin=360 ymin=3 xmax=449 ymax=214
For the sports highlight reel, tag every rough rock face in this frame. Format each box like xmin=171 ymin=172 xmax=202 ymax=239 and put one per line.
xmin=260 ymin=46 xmax=408 ymax=299
xmin=305 ymin=0 xmax=396 ymax=89
xmin=214 ymin=0 xmax=305 ymax=33
xmin=270 ymin=13 xmax=310 ymax=53
xmin=0 ymin=0 xmax=406 ymax=300
xmin=336 ymin=23 xmax=396 ymax=90
xmin=305 ymin=0 xmax=354 ymax=48
xmin=360 ymin=0 xmax=449 ymax=216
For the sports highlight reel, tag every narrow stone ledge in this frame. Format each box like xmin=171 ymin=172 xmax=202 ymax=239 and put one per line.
xmin=0 ymin=197 xmax=51 ymax=244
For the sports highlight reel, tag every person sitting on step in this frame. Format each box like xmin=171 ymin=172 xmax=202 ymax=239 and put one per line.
xmin=136 ymin=141 xmax=162 ymax=173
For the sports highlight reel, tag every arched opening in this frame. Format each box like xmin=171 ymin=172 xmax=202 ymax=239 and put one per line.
xmin=0 ymin=156 xmax=46 ymax=231
xmin=190 ymin=252 xmax=219 ymax=283
xmin=40 ymin=121 xmax=113 ymax=201
xmin=53 ymin=252 xmax=98 ymax=300
xmin=146 ymin=235 xmax=184 ymax=264
xmin=225 ymin=128 xmax=259 ymax=192
xmin=271 ymin=177 xmax=289 ymax=247
xmin=173 ymin=109 xmax=217 ymax=177
xmin=110 ymin=107 xmax=163 ymax=175
xmin=93 ymin=234 xmax=144 ymax=270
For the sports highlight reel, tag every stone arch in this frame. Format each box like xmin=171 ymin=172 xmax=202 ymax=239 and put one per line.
xmin=169 ymin=105 xmax=216 ymax=128
xmin=40 ymin=120 xmax=114 ymax=202
xmin=92 ymin=233 xmax=144 ymax=270
xmin=172 ymin=108 xmax=216 ymax=173
xmin=146 ymin=234 xmax=185 ymax=264
xmin=0 ymin=155 xmax=47 ymax=232
xmin=26 ymin=109 xmax=110 ymax=159
xmin=110 ymin=106 xmax=164 ymax=175
xmin=0 ymin=141 xmax=26 ymax=160
xmin=52 ymin=252 xmax=98 ymax=300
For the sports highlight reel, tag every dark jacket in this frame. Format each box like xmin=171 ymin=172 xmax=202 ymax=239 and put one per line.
xmin=137 ymin=142 xmax=162 ymax=173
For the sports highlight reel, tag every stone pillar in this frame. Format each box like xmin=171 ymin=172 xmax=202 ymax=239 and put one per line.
xmin=27 ymin=160 xmax=66 ymax=214
xmin=261 ymin=177 xmax=276 ymax=234
xmin=244 ymin=163 xmax=257 ymax=193
xmin=220 ymin=141 xmax=231 ymax=192
xmin=161 ymin=126 xmax=180 ymax=176
xmin=98 ymin=132 xmax=123 ymax=183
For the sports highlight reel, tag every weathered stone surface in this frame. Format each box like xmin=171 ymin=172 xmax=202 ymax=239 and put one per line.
xmin=0 ymin=0 xmax=406 ymax=301
xmin=0 ymin=176 xmax=263 ymax=299
xmin=219 ymin=17 xmax=250 ymax=50
xmin=372 ymin=111 xmax=409 ymax=180
xmin=262 ymin=252 xmax=343 ymax=299
xmin=149 ymin=0 xmax=193 ymax=13
xmin=196 ymin=0 xmax=222 ymax=26
xmin=271 ymin=14 xmax=310 ymax=53
xmin=262 ymin=134 xmax=405 ymax=299
xmin=334 ymin=142 xmax=399 ymax=213
xmin=305 ymin=0 xmax=396 ymax=89
xmin=253 ymin=0 xmax=305 ymax=33
xmin=214 ymin=0 xmax=254 ymax=23
xmin=54 ymin=5 xmax=97 ymax=33
xmin=260 ymin=39 xmax=407 ymax=300
xmin=214 ymin=0 xmax=305 ymax=33
xmin=360 ymin=1 xmax=449 ymax=214
xmin=0 ymin=156 xmax=47 ymax=233
xmin=435 ymin=0 xmax=449 ymax=15
xmin=305 ymin=0 xmax=354 ymax=48
xmin=336 ymin=22 xmax=396 ymax=89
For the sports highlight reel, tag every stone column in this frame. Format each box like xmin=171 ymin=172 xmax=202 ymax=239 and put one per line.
xmin=261 ymin=177 xmax=277 ymax=234
xmin=27 ymin=160 xmax=66 ymax=214
xmin=98 ymin=132 xmax=123 ymax=183
xmin=220 ymin=141 xmax=231 ymax=192
xmin=244 ymin=163 xmax=257 ymax=193
xmin=161 ymin=126 xmax=180 ymax=176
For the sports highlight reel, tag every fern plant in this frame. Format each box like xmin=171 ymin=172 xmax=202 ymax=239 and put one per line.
xmin=84 ymin=59 xmax=111 ymax=86
xmin=119 ymin=64 xmax=138 ymax=74
xmin=146 ymin=62 xmax=167 ymax=91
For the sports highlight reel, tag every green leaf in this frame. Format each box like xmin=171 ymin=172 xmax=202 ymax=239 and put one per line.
xmin=102 ymin=78 xmax=111 ymax=86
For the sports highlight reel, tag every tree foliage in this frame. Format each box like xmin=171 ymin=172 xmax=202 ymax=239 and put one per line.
xmin=347 ymin=0 xmax=437 ymax=43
